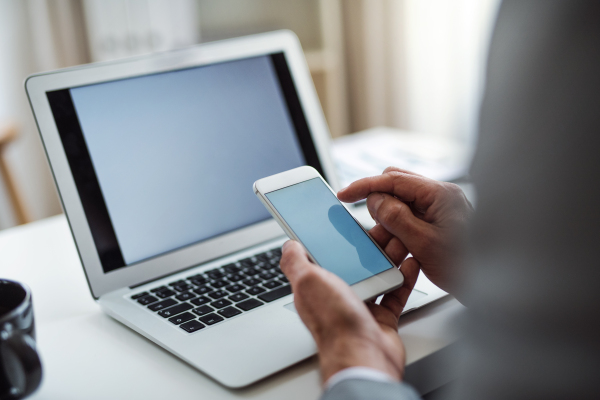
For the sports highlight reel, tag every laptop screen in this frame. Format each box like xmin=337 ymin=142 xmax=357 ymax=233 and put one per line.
xmin=46 ymin=53 xmax=324 ymax=273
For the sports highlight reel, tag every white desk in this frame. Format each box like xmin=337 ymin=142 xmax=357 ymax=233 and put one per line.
xmin=1 ymin=215 xmax=464 ymax=399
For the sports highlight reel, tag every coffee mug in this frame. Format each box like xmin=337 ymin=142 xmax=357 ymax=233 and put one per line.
xmin=0 ymin=280 xmax=42 ymax=400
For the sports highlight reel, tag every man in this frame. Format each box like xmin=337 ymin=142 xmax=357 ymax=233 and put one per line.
xmin=280 ymin=1 xmax=600 ymax=399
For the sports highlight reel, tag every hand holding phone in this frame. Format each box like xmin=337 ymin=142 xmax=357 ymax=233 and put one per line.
xmin=253 ymin=166 xmax=404 ymax=300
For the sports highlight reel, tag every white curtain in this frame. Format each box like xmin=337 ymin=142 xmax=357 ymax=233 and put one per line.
xmin=0 ymin=0 xmax=89 ymax=229
xmin=343 ymin=0 xmax=500 ymax=146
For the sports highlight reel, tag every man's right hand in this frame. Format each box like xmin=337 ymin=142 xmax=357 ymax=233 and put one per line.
xmin=338 ymin=167 xmax=474 ymax=296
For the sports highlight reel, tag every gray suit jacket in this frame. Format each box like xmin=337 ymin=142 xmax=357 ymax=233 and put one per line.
xmin=322 ymin=1 xmax=600 ymax=399
xmin=322 ymin=379 xmax=420 ymax=400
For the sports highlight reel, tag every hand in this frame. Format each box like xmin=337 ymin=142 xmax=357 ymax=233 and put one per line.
xmin=280 ymin=240 xmax=420 ymax=384
xmin=337 ymin=167 xmax=474 ymax=295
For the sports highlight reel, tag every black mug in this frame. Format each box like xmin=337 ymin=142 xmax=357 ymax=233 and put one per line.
xmin=0 ymin=280 xmax=42 ymax=400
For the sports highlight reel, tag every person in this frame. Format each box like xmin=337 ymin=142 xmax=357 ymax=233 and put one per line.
xmin=279 ymin=1 xmax=600 ymax=399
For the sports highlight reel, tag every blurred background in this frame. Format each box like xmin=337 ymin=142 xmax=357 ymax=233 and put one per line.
xmin=0 ymin=0 xmax=498 ymax=230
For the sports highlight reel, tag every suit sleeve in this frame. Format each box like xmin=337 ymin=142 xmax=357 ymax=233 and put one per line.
xmin=456 ymin=1 xmax=600 ymax=399
xmin=320 ymin=379 xmax=421 ymax=400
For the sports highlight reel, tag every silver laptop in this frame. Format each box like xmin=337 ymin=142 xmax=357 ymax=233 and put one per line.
xmin=26 ymin=30 xmax=445 ymax=388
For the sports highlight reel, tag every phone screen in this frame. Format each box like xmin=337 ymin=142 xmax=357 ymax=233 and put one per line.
xmin=265 ymin=178 xmax=394 ymax=285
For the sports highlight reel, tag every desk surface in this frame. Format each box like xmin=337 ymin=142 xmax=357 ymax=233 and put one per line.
xmin=1 ymin=215 xmax=464 ymax=400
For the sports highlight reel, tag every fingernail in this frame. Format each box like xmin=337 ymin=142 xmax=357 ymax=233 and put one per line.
xmin=368 ymin=193 xmax=385 ymax=213
xmin=366 ymin=194 xmax=384 ymax=222
xmin=338 ymin=186 xmax=348 ymax=193
xmin=282 ymin=240 xmax=293 ymax=251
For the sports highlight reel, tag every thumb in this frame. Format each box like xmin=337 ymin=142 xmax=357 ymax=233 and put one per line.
xmin=279 ymin=240 xmax=317 ymax=285
xmin=366 ymin=193 xmax=430 ymax=253
xmin=375 ymin=257 xmax=421 ymax=328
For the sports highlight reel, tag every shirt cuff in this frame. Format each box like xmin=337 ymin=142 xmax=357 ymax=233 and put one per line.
xmin=324 ymin=366 xmax=397 ymax=391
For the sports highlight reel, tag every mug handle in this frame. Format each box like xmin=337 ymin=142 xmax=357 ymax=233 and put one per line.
xmin=0 ymin=334 xmax=42 ymax=399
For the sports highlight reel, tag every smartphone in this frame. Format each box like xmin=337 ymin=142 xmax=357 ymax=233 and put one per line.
xmin=253 ymin=166 xmax=404 ymax=300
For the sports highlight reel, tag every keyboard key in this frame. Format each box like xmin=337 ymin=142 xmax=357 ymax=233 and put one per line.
xmin=218 ymin=307 xmax=242 ymax=318
xmin=156 ymin=289 xmax=176 ymax=298
xmin=227 ymin=274 xmax=245 ymax=282
xmin=190 ymin=277 xmax=209 ymax=286
xmin=258 ymin=285 xmax=292 ymax=303
xmin=169 ymin=280 xmax=186 ymax=287
xmin=246 ymin=286 xmax=266 ymax=296
xmin=223 ymin=264 xmax=241 ymax=274
xmin=193 ymin=286 xmax=212 ymax=295
xmin=180 ymin=320 xmax=205 ymax=333
xmin=199 ymin=313 xmax=224 ymax=325
xmin=173 ymin=284 xmax=193 ymax=292
xmin=193 ymin=305 xmax=214 ymax=316
xmin=279 ymin=276 xmax=289 ymax=283
xmin=210 ymin=280 xmax=229 ymax=289
xmin=211 ymin=299 xmax=232 ymax=309
xmin=175 ymin=292 xmax=196 ymax=301
xmin=206 ymin=269 xmax=225 ymax=280
xmin=151 ymin=286 xmax=168 ymax=293
xmin=225 ymin=284 xmax=245 ymax=293
xmin=256 ymin=253 xmax=269 ymax=262
xmin=131 ymin=292 xmax=148 ymax=300
xmin=190 ymin=296 xmax=211 ymax=306
xmin=257 ymin=263 xmax=272 ymax=271
xmin=229 ymin=293 xmax=249 ymax=302
xmin=242 ymin=266 xmax=261 ymax=276
xmin=260 ymin=272 xmax=277 ymax=280
xmin=240 ymin=257 xmax=254 ymax=266
xmin=208 ymin=290 xmax=228 ymax=299
xmin=137 ymin=295 xmax=158 ymax=305
xmin=148 ymin=298 xmax=177 ymax=311
xmin=168 ymin=312 xmax=195 ymax=325
xmin=242 ymin=278 xmax=262 ymax=287
xmin=263 ymin=280 xmax=282 ymax=290
xmin=237 ymin=298 xmax=264 ymax=311
xmin=158 ymin=303 xmax=193 ymax=318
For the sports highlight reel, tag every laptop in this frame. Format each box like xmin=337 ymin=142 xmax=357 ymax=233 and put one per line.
xmin=25 ymin=30 xmax=446 ymax=388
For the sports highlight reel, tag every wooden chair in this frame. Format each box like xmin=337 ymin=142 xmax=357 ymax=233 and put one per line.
xmin=0 ymin=123 xmax=31 ymax=225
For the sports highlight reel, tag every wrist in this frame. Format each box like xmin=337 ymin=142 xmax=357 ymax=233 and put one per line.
xmin=317 ymin=333 xmax=401 ymax=383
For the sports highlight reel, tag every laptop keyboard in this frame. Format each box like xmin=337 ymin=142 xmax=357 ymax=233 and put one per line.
xmin=130 ymin=248 xmax=291 ymax=333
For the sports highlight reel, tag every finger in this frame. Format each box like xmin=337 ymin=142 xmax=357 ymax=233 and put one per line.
xmin=383 ymin=236 xmax=409 ymax=266
xmin=368 ymin=223 xmax=394 ymax=249
xmin=370 ymin=224 xmax=408 ymax=266
xmin=379 ymin=257 xmax=421 ymax=321
xmin=337 ymin=171 xmax=439 ymax=209
xmin=366 ymin=193 xmax=431 ymax=251
xmin=279 ymin=240 xmax=317 ymax=285
xmin=382 ymin=166 xmax=423 ymax=177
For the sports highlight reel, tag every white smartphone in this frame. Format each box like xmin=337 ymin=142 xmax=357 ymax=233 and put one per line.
xmin=253 ymin=166 xmax=404 ymax=301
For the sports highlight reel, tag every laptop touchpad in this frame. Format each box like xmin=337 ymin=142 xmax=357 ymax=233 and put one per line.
xmin=283 ymin=302 xmax=298 ymax=314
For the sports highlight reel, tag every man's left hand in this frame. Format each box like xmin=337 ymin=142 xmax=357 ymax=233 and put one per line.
xmin=279 ymin=239 xmax=420 ymax=384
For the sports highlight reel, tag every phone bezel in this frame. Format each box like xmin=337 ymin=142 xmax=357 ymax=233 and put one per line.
xmin=253 ymin=166 xmax=404 ymax=301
